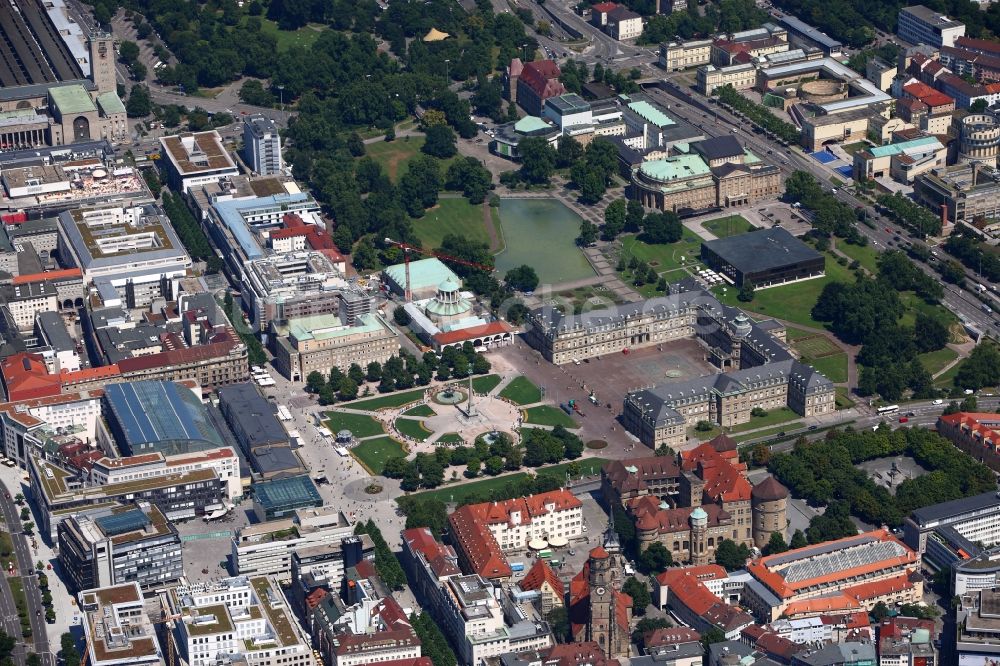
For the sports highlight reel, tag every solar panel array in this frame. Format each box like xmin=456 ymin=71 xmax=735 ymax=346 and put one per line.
xmin=779 ymin=540 xmax=907 ymax=583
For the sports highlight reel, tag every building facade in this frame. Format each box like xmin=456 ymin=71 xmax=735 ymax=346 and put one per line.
xmin=57 ymin=501 xmax=182 ymax=593
xmin=898 ymin=5 xmax=966 ymax=48
xmin=243 ymin=115 xmax=283 ymax=176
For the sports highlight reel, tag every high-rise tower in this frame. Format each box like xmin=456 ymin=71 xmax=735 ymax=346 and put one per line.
xmin=88 ymin=32 xmax=116 ymax=94
xmin=586 ymin=515 xmax=631 ymax=658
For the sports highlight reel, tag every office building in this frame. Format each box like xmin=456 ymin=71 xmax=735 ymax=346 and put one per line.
xmin=655 ymin=565 xmax=755 ymax=641
xmin=903 ymin=485 xmax=1000 ymax=556
xmin=701 ymin=227 xmax=826 ymax=288
xmin=159 ymin=130 xmax=239 ymax=192
xmin=87 ymin=446 xmax=243 ymax=501
xmin=87 ymin=294 xmax=249 ymax=391
xmin=217 ymin=382 xmax=306 ymax=479
xmin=162 ymin=575 xmax=317 ymax=666
xmin=591 ymin=3 xmax=643 ymax=41
xmin=915 ymin=163 xmax=1000 ymax=225
xmin=0 ymin=387 xmax=103 ymax=467
xmin=898 ymin=5 xmax=966 ymax=48
xmin=1 ymin=281 xmax=58 ymax=330
xmin=311 ymin=588 xmax=422 ymax=666
xmin=402 ymin=528 xmax=552 ymax=666
xmin=448 ymin=489 xmax=583 ymax=581
xmin=877 ymin=616 xmax=938 ymax=666
xmin=34 ymin=310 xmax=81 ymax=373
xmin=78 ymin=582 xmax=163 ymax=666
xmin=273 ymin=311 xmax=399 ymax=383
xmin=31 ymin=455 xmax=227 ymax=541
xmin=232 ymin=506 xmax=372 ymax=583
xmin=953 ymin=547 xmax=1000 ymax=596
xmin=15 ymin=267 xmax=85 ymax=311
xmin=243 ymin=115 xmax=283 ymax=175
xmin=56 ymin=204 xmax=191 ymax=308
xmin=57 ymin=501 xmax=182 ymax=593
xmin=743 ymin=529 xmax=922 ymax=621
xmin=957 ymin=588 xmax=1000 ymax=665
xmin=240 ymin=250 xmax=348 ymax=332
xmin=852 ymin=135 xmax=947 ymax=183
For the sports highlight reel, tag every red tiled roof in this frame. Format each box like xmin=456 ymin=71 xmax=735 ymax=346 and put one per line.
xmin=546 ymin=642 xmax=619 ymax=666
xmin=783 ymin=592 xmax=862 ymax=617
xmin=903 ymin=81 xmax=954 ymax=108
xmin=603 ymin=456 xmax=681 ymax=495
xmin=1 ymin=352 xmax=61 ymax=401
xmin=448 ymin=505 xmax=512 ymax=580
xmin=592 ymin=2 xmax=619 ymax=11
xmin=643 ymin=626 xmax=701 ymax=648
xmin=270 ymin=227 xmax=311 ymax=240
xmin=403 ymin=527 xmax=461 ymax=579
xmin=747 ymin=528 xmax=917 ymax=600
xmin=957 ymin=36 xmax=1000 ymax=56
xmin=12 ymin=268 xmax=82 ymax=285
xmin=520 ymin=559 xmax=565 ymax=599
xmin=433 ymin=320 xmax=511 ymax=346
xmin=589 ymin=546 xmax=609 ymax=559
xmin=939 ymin=412 xmax=1000 ymax=449
xmin=520 ymin=60 xmax=566 ymax=99
xmin=657 ymin=566 xmax=725 ymax=616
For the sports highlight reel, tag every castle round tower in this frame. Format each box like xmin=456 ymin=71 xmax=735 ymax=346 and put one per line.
xmin=636 ymin=512 xmax=659 ymax=551
xmin=751 ymin=475 xmax=789 ymax=549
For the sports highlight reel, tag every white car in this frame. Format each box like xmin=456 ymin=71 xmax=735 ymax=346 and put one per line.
xmin=933 ymin=399 xmax=943 ymax=405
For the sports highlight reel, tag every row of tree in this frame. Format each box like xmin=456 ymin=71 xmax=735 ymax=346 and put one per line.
xmin=161 ymin=192 xmax=224 ymax=272
xmin=784 ymin=171 xmax=865 ymax=243
xmin=716 ymin=85 xmax=800 ymax=145
xmin=306 ymin=347 xmax=493 ymax=403
xmin=944 ymin=226 xmax=1000 ymax=283
xmin=353 ymin=519 xmax=407 ymax=590
xmin=876 ymin=192 xmax=943 ymax=238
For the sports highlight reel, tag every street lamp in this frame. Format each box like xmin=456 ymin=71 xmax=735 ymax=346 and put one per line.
xmin=444 ymin=59 xmax=450 ymax=81
xmin=276 ymin=85 xmax=285 ymax=112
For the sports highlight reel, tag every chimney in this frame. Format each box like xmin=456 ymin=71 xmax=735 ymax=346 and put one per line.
xmin=941 ymin=202 xmax=949 ymax=228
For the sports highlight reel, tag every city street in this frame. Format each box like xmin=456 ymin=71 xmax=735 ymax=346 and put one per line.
xmin=0 ymin=484 xmax=50 ymax=666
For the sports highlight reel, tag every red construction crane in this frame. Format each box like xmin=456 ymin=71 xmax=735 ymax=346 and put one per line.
xmin=384 ymin=237 xmax=493 ymax=301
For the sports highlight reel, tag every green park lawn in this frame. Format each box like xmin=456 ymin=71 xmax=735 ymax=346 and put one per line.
xmin=411 ymin=198 xmax=489 ymax=250
xmin=703 ymin=215 xmax=753 ymax=239
xmin=395 ymin=418 xmax=434 ymax=441
xmin=714 ymin=254 xmax=854 ymax=328
xmin=919 ymin=347 xmax=959 ymax=377
xmin=471 ymin=374 xmax=503 ymax=394
xmin=523 ymin=405 xmax=578 ymax=428
xmin=252 ymin=18 xmax=326 ymax=52
xmin=835 ymin=386 xmax=856 ymax=409
xmin=729 ymin=407 xmax=800 ymax=433
xmin=835 ymin=241 xmax=880 ymax=274
xmin=536 ymin=458 xmax=609 ymax=481
xmin=784 ymin=327 xmax=815 ymax=341
xmin=841 ymin=141 xmax=872 ymax=156
xmin=345 ymin=389 xmax=426 ymax=411
xmin=436 ymin=433 xmax=465 ymax=444
xmin=805 ymin=353 xmax=848 ymax=383
xmin=934 ymin=356 xmax=967 ymax=388
xmin=325 ymin=412 xmax=385 ymax=439
xmin=403 ymin=404 xmax=436 ymax=417
xmin=620 ymin=228 xmax=704 ymax=275
xmin=363 ymin=136 xmax=461 ymax=183
xmin=351 ymin=437 xmax=407 ymax=475
xmin=733 ymin=422 xmax=803 ymax=443
xmin=499 ymin=377 xmax=542 ymax=405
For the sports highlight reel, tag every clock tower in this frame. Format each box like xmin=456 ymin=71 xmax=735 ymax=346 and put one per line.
xmin=585 ymin=513 xmax=630 ymax=658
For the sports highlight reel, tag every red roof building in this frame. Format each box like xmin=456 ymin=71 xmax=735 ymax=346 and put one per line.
xmin=545 ymin=642 xmax=622 ymax=666
xmin=568 ymin=559 xmax=632 ymax=644
xmin=1 ymin=353 xmax=61 ymax=401
xmin=432 ymin=320 xmax=513 ymax=352
xmin=520 ymin=559 xmax=565 ymax=614
xmin=516 ymin=60 xmax=567 ymax=115
xmin=448 ymin=489 xmax=582 ymax=580
xmin=937 ymin=412 xmax=1000 ymax=471
xmin=902 ymin=81 xmax=956 ymax=113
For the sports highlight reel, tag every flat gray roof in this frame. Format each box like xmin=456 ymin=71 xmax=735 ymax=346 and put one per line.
xmin=702 ymin=227 xmax=823 ymax=274
xmin=779 ymin=15 xmax=843 ymax=50
xmin=910 ymin=490 xmax=1000 ymax=526
xmin=35 ymin=311 xmax=73 ymax=352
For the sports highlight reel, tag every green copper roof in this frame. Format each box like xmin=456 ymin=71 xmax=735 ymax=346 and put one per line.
xmin=383 ymin=258 xmax=460 ymax=292
xmin=49 ymin=84 xmax=97 ymax=115
xmin=638 ymin=154 xmax=712 ymax=182
xmin=515 ymin=115 xmax=553 ymax=133
xmin=288 ymin=312 xmax=388 ymax=342
xmin=867 ymin=135 xmax=941 ymax=158
xmin=425 ymin=296 xmax=472 ymax=317
xmin=96 ymin=91 xmax=126 ymax=116
xmin=627 ymin=100 xmax=675 ymax=129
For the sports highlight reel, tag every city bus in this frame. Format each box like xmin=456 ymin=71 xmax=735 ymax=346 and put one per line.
xmin=537 ymin=550 xmax=553 ymax=559
xmin=877 ymin=405 xmax=900 ymax=415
